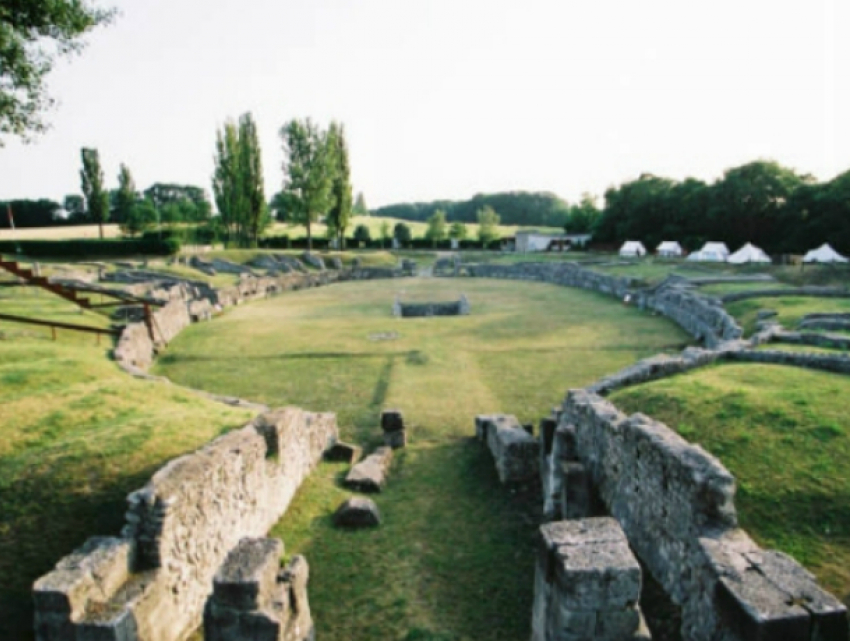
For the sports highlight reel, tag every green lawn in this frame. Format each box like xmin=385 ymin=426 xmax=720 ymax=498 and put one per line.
xmin=155 ymin=278 xmax=690 ymax=640
xmin=0 ymin=291 xmax=255 ymax=641
xmin=611 ymin=363 xmax=850 ymax=605
xmin=726 ymin=296 xmax=850 ymax=336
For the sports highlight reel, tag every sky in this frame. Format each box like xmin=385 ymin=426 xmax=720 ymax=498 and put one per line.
xmin=1 ymin=0 xmax=848 ymax=209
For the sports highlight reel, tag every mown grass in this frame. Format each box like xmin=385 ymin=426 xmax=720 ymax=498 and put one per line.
xmin=726 ymin=296 xmax=850 ymax=336
xmin=0 ymin=291 xmax=254 ymax=641
xmin=611 ymin=364 xmax=850 ymax=604
xmin=155 ymin=278 xmax=690 ymax=640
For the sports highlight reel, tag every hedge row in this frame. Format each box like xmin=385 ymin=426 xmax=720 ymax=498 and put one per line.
xmin=0 ymin=237 xmax=180 ymax=258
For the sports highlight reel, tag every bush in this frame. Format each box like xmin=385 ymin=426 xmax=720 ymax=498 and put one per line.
xmin=0 ymin=238 xmax=180 ymax=258
xmin=258 ymin=235 xmax=290 ymax=249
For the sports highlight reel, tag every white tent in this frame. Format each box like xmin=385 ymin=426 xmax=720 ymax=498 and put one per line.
xmin=803 ymin=243 xmax=848 ymax=263
xmin=619 ymin=241 xmax=646 ymax=257
xmin=656 ymin=241 xmax=683 ymax=257
xmin=687 ymin=241 xmax=730 ymax=262
xmin=728 ymin=242 xmax=771 ymax=264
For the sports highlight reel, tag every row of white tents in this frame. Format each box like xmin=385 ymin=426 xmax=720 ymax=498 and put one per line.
xmin=619 ymin=241 xmax=848 ymax=264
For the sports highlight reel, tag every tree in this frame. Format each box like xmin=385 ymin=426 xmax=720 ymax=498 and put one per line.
xmin=380 ymin=220 xmax=390 ymax=249
xmin=121 ymin=198 xmax=157 ymax=237
xmin=393 ymin=222 xmax=411 ymax=246
xmin=114 ymin=164 xmax=137 ymax=225
xmin=280 ymin=118 xmax=333 ymax=251
xmin=353 ymin=224 xmax=371 ymax=245
xmin=237 ymin=112 xmax=268 ymax=246
xmin=0 ymin=1 xmax=114 ymax=144
xmin=80 ymin=148 xmax=109 ymax=238
xmin=476 ymin=205 xmax=500 ymax=245
xmin=565 ymin=193 xmax=600 ymax=234
xmin=326 ymin=122 xmax=353 ymax=250
xmin=425 ymin=209 xmax=448 ymax=247
xmin=449 ymin=221 xmax=468 ymax=241
xmin=212 ymin=113 xmax=268 ymax=247
xmin=353 ymin=192 xmax=369 ymax=216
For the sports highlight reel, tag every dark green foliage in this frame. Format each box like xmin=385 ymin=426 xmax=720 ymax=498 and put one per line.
xmin=373 ymin=191 xmax=569 ymax=227
xmin=326 ymin=122 xmax=353 ymax=249
xmin=114 ymin=164 xmax=137 ymax=228
xmin=353 ymin=224 xmax=371 ymax=243
xmin=79 ymin=148 xmax=109 ymax=239
xmin=143 ymin=183 xmax=208 ymax=209
xmin=0 ymin=199 xmax=61 ymax=228
xmin=0 ymin=238 xmax=180 ymax=258
xmin=393 ymin=222 xmax=412 ymax=245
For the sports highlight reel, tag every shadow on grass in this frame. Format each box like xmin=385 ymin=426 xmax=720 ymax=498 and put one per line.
xmin=0 ymin=459 xmax=162 ymax=641
xmin=158 ymin=351 xmax=419 ymax=364
xmin=277 ymin=439 xmax=541 ymax=641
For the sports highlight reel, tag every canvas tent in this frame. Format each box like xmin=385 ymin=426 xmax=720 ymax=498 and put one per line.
xmin=619 ymin=241 xmax=647 ymax=257
xmin=803 ymin=243 xmax=849 ymax=263
xmin=728 ymin=242 xmax=770 ymax=264
xmin=656 ymin=241 xmax=683 ymax=257
xmin=687 ymin=241 xmax=730 ymax=262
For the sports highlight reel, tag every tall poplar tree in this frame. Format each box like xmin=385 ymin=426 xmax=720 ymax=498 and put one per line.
xmin=237 ymin=113 xmax=267 ymax=247
xmin=280 ymin=118 xmax=332 ymax=251
xmin=326 ymin=122 xmax=353 ymax=249
xmin=115 ymin=163 xmax=137 ymax=225
xmin=80 ymin=148 xmax=109 ymax=238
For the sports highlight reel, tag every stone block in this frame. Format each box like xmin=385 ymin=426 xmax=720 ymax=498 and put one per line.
xmin=344 ymin=447 xmax=393 ymax=493
xmin=333 ymin=497 xmax=381 ymax=528
xmin=212 ymin=538 xmax=283 ymax=611
xmin=324 ymin=441 xmax=362 ymax=464
xmin=381 ymin=409 xmax=404 ymax=433
xmin=383 ymin=429 xmax=407 ymax=449
xmin=560 ymin=462 xmax=594 ymax=520
xmin=594 ymin=605 xmax=640 ymax=639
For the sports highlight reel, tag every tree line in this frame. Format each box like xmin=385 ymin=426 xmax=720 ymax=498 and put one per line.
xmin=373 ymin=191 xmax=570 ymax=228
xmin=593 ymin=160 xmax=850 ymax=254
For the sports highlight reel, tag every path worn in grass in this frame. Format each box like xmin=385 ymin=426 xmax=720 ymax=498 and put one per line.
xmin=157 ymin=278 xmax=689 ymax=640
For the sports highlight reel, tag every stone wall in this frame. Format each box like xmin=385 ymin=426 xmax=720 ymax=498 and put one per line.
xmin=721 ymin=286 xmax=850 ymax=303
xmin=113 ymin=267 xmax=406 ymax=375
xmin=475 ymin=414 xmax=539 ymax=484
xmin=33 ymin=407 xmax=338 ymax=641
xmin=545 ymin=389 xmax=846 ymax=641
xmin=460 ymin=262 xmax=743 ymax=347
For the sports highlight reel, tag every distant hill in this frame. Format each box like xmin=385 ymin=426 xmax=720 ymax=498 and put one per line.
xmin=372 ymin=191 xmax=570 ymax=228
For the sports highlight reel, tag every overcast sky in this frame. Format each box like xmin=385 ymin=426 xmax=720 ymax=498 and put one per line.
xmin=1 ymin=0 xmax=847 ymax=209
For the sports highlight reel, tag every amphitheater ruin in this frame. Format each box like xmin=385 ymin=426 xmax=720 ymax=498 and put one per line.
xmin=29 ymin=255 xmax=850 ymax=641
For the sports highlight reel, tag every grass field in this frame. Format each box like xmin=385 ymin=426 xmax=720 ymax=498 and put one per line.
xmin=726 ymin=296 xmax=850 ymax=336
xmin=611 ymin=363 xmax=850 ymax=605
xmin=154 ymin=278 xmax=690 ymax=640
xmin=0 ymin=224 xmax=123 ymax=240
xmin=0 ymin=290 xmax=255 ymax=641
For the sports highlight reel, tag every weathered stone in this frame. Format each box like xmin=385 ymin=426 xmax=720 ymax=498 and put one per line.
xmin=300 ymin=252 xmax=325 ymax=271
xmin=533 ymin=518 xmax=645 ymax=641
xmin=383 ymin=429 xmax=407 ymax=449
xmin=35 ymin=408 xmax=337 ymax=641
xmin=381 ymin=409 xmax=404 ymax=432
xmin=478 ymin=414 xmax=539 ymax=484
xmin=324 ymin=441 xmax=362 ymax=464
xmin=212 ymin=538 xmax=283 ymax=611
xmin=344 ymin=446 xmax=393 ymax=493
xmin=333 ymin=497 xmax=381 ymax=528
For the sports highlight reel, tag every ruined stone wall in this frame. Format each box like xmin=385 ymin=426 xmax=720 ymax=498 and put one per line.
xmin=113 ymin=267 xmax=405 ymax=375
xmin=550 ymin=389 xmax=846 ymax=641
xmin=34 ymin=407 xmax=338 ymax=641
xmin=461 ymin=262 xmax=742 ymax=347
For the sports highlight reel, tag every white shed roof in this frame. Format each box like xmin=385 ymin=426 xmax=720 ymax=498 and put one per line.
xmin=803 ymin=243 xmax=849 ymax=263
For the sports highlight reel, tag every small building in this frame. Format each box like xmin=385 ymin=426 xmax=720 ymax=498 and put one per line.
xmin=618 ymin=241 xmax=647 ymax=257
xmin=728 ymin=242 xmax=771 ymax=264
xmin=687 ymin=241 xmax=730 ymax=262
xmin=803 ymin=243 xmax=849 ymax=263
xmin=514 ymin=230 xmax=591 ymax=253
xmin=656 ymin=241 xmax=683 ymax=257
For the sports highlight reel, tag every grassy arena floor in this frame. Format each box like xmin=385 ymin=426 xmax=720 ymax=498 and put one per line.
xmin=611 ymin=364 xmax=850 ymax=605
xmin=0 ymin=290 xmax=255 ymax=641
xmin=154 ymin=278 xmax=690 ymax=640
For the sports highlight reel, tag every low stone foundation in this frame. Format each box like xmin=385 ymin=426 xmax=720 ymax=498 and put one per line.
xmin=532 ymin=518 xmax=650 ymax=641
xmin=476 ymin=414 xmax=539 ymax=484
xmin=393 ymin=294 xmax=470 ymax=318
xmin=540 ymin=389 xmax=847 ymax=641
xmin=33 ymin=407 xmax=337 ymax=641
